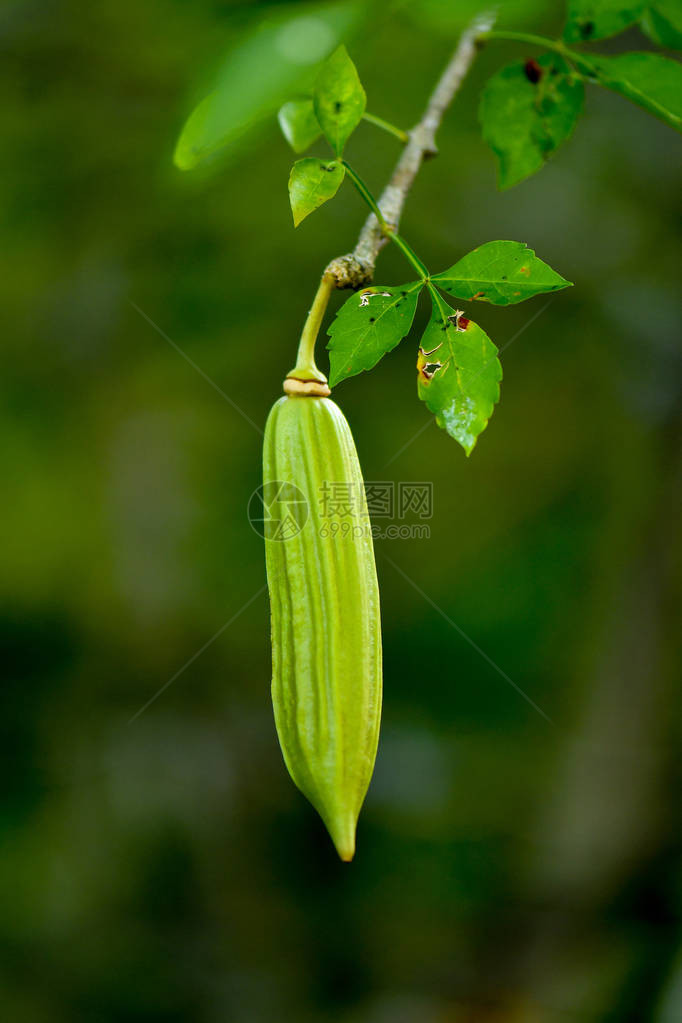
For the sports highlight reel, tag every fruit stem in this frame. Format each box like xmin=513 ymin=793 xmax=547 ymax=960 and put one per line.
xmin=286 ymin=272 xmax=335 ymax=392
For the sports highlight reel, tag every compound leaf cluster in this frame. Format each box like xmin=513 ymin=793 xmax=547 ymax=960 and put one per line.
xmin=174 ymin=0 xmax=681 ymax=455
xmin=480 ymin=0 xmax=682 ymax=188
xmin=327 ymin=240 xmax=569 ymax=454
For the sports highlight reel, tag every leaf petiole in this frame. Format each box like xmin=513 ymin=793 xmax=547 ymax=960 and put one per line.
xmin=480 ymin=29 xmax=597 ymax=78
xmin=341 ymin=161 xmax=430 ymax=280
xmin=341 ymin=161 xmax=389 ymax=228
xmin=426 ymin=280 xmax=448 ymax=317
xmin=362 ymin=112 xmax=409 ymax=143
xmin=390 ymin=233 xmax=430 ymax=280
xmin=480 ymin=29 xmax=562 ymax=50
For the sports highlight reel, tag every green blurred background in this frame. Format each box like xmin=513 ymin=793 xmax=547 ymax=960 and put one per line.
xmin=3 ymin=1 xmax=681 ymax=1019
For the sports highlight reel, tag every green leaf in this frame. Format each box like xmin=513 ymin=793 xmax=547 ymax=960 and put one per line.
xmin=479 ymin=54 xmax=584 ymax=190
xmin=278 ymin=99 xmax=322 ymax=153
xmin=564 ymin=0 xmax=645 ymax=42
xmin=586 ymin=51 xmax=682 ymax=132
xmin=641 ymin=1 xmax=682 ymax=49
xmin=327 ymin=283 xmax=422 ymax=386
xmin=174 ymin=1 xmax=361 ymax=170
xmin=313 ymin=45 xmax=366 ymax=155
xmin=433 ymin=240 xmax=572 ymax=306
xmin=174 ymin=92 xmax=219 ymax=172
xmin=288 ymin=158 xmax=345 ymax=226
xmin=417 ymin=294 xmax=501 ymax=456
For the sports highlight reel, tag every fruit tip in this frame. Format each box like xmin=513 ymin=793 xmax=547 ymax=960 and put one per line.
xmin=329 ymin=819 xmax=356 ymax=863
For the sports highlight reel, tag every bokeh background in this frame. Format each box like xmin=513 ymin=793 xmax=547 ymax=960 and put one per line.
xmin=3 ymin=1 xmax=681 ymax=1019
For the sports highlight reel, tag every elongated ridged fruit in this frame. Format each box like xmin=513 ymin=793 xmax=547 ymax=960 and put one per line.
xmin=263 ymin=394 xmax=382 ymax=861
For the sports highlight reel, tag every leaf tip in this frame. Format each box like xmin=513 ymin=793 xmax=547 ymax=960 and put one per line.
xmin=330 ymin=43 xmax=349 ymax=62
xmin=291 ymin=205 xmax=308 ymax=227
xmin=173 ymin=140 xmax=197 ymax=172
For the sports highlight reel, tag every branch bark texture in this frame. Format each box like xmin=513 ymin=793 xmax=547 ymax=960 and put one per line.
xmin=325 ymin=11 xmax=496 ymax=289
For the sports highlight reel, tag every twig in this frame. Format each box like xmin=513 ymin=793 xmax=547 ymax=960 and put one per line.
xmin=325 ymin=10 xmax=496 ymax=289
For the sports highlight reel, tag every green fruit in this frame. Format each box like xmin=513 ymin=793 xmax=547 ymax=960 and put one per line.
xmin=263 ymin=393 xmax=382 ymax=861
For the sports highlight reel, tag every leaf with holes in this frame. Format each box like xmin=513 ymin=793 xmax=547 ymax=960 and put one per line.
xmin=288 ymin=158 xmax=345 ymax=226
xmin=313 ymin=45 xmax=366 ymax=155
xmin=564 ymin=0 xmax=646 ymax=42
xmin=433 ymin=240 xmax=572 ymax=306
xmin=586 ymin=52 xmax=682 ymax=132
xmin=278 ymin=99 xmax=322 ymax=153
xmin=417 ymin=294 xmax=501 ymax=456
xmin=479 ymin=54 xmax=584 ymax=189
xmin=642 ymin=1 xmax=682 ymax=49
xmin=327 ymin=283 xmax=423 ymax=386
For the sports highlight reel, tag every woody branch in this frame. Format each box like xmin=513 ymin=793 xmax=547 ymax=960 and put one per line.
xmin=325 ymin=10 xmax=497 ymax=290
